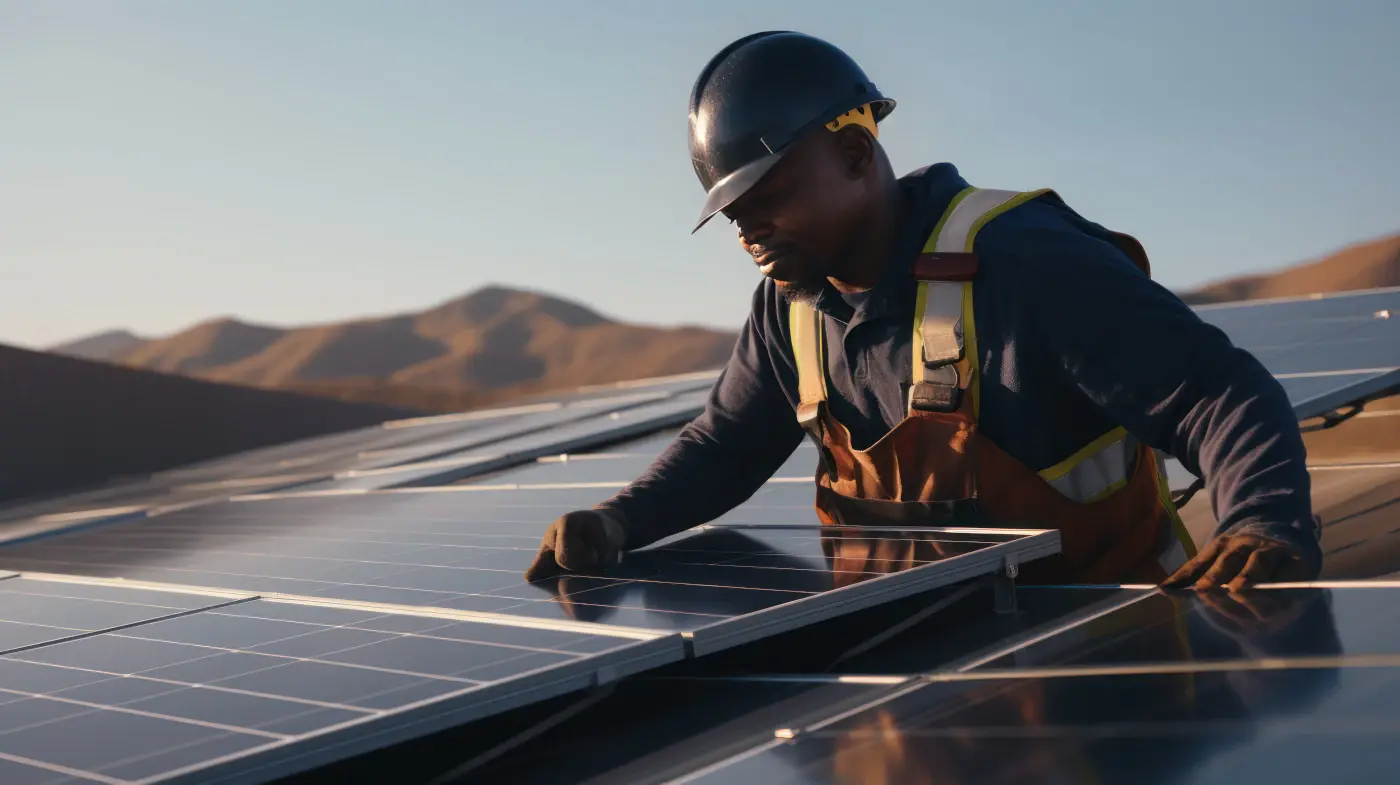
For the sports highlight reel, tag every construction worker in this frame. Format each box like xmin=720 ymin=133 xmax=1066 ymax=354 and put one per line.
xmin=525 ymin=31 xmax=1322 ymax=590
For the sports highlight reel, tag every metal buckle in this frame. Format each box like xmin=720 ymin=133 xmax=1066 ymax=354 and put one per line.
xmin=909 ymin=381 xmax=962 ymax=413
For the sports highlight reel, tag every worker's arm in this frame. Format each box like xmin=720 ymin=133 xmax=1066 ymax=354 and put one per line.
xmin=595 ymin=284 xmax=805 ymax=548
xmin=1006 ymin=209 xmax=1322 ymax=590
xmin=525 ymin=284 xmax=804 ymax=579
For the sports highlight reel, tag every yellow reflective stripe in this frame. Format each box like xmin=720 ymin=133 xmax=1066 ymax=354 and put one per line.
xmin=909 ymin=282 xmax=930 ymax=384
xmin=961 ymin=188 xmax=1052 ymax=252
xmin=1040 ymin=427 xmax=1129 ymax=482
xmin=1170 ymin=596 xmax=1198 ymax=705
xmin=1157 ymin=467 xmax=1198 ymax=561
xmin=922 ymin=186 xmax=977 ymax=253
xmin=961 ymin=279 xmax=980 ymax=421
xmin=789 ymin=302 xmax=827 ymax=405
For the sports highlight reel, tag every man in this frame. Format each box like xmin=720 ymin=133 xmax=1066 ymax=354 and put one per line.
xmin=525 ymin=31 xmax=1322 ymax=591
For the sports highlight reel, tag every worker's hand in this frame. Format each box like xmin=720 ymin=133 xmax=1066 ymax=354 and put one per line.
xmin=523 ymin=509 xmax=629 ymax=582
xmin=1161 ymin=531 xmax=1317 ymax=592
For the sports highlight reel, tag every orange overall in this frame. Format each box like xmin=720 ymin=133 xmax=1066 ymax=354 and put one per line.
xmin=791 ymin=187 xmax=1197 ymax=585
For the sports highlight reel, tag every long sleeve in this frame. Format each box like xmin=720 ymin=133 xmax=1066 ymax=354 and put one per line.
xmin=1006 ymin=215 xmax=1322 ymax=570
xmin=597 ymin=284 xmax=805 ymax=549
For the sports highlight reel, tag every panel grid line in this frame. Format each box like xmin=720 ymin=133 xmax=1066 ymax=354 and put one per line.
xmin=0 ymin=685 xmax=289 ymax=740
xmin=0 ymin=596 xmax=257 ymax=657
xmin=0 ymin=750 xmax=125 ymax=785
xmin=1 ymin=658 xmax=381 ymax=714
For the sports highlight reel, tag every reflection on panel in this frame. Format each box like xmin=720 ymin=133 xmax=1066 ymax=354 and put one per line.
xmin=456 ymin=678 xmax=892 ymax=785
xmin=971 ymin=586 xmax=1365 ymax=671
xmin=682 ymin=661 xmax=1384 ymax=785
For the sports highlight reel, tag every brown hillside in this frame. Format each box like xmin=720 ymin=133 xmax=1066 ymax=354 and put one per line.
xmin=0 ymin=343 xmax=415 ymax=506
xmin=203 ymin=316 xmax=447 ymax=387
xmin=1181 ymin=233 xmax=1400 ymax=305
xmin=49 ymin=329 xmax=147 ymax=362
xmin=122 ymin=317 xmax=286 ymax=374
xmin=108 ymin=285 xmax=737 ymax=400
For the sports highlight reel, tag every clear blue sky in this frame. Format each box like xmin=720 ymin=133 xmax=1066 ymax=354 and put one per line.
xmin=2 ymin=0 xmax=1397 ymax=348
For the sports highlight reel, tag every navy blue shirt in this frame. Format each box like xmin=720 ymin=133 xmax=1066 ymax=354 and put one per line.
xmin=601 ymin=164 xmax=1320 ymax=566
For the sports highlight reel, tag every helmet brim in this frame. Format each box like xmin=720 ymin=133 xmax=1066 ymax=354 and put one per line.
xmin=691 ymin=150 xmax=787 ymax=234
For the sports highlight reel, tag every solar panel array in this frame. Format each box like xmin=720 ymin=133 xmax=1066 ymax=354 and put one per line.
xmin=0 ymin=372 xmax=1066 ymax=783
xmin=0 ymin=288 xmax=1396 ymax=783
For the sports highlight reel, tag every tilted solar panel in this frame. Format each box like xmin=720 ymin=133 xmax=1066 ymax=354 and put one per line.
xmin=1196 ymin=288 xmax=1399 ymax=419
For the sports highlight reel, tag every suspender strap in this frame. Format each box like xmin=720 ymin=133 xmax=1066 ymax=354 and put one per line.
xmin=789 ymin=300 xmax=827 ymax=425
xmin=908 ymin=187 xmax=1051 ymax=417
xmin=789 ymin=300 xmax=841 ymax=479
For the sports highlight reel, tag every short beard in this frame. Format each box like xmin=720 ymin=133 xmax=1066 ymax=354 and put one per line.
xmin=774 ymin=279 xmax=826 ymax=306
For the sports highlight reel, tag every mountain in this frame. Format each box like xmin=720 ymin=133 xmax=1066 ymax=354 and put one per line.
xmin=1179 ymin=233 xmax=1400 ymax=305
xmin=49 ymin=329 xmax=147 ymax=362
xmin=97 ymin=286 xmax=737 ymax=407
xmin=0 ymin=342 xmax=414 ymax=506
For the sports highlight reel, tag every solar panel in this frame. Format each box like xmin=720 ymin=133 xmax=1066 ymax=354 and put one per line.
xmin=1281 ymin=368 xmax=1400 ymax=421
xmin=457 ymin=431 xmax=819 ymax=489
xmin=285 ymin=390 xmax=711 ymax=492
xmin=0 ymin=389 xmax=709 ymax=542
xmin=0 ymin=575 xmax=680 ymax=785
xmin=0 ymin=487 xmax=1056 ymax=640
xmin=1197 ymin=289 xmax=1400 ymax=419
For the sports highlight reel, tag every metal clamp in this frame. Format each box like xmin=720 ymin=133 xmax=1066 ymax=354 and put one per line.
xmin=909 ymin=381 xmax=962 ymax=413
xmin=994 ymin=556 xmax=1019 ymax=615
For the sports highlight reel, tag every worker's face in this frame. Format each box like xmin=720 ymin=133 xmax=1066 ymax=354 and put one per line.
xmin=724 ymin=129 xmax=876 ymax=303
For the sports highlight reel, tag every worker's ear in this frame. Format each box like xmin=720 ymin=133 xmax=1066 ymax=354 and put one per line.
xmin=834 ymin=126 xmax=876 ymax=180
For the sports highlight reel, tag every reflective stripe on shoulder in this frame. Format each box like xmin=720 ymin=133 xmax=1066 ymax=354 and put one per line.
xmin=927 ymin=188 xmax=1052 ymax=253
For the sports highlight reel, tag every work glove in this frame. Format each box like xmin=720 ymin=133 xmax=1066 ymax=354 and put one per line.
xmin=523 ymin=509 xmax=629 ymax=582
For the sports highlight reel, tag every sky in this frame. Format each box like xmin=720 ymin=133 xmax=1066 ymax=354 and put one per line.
xmin=2 ymin=0 xmax=1397 ymax=348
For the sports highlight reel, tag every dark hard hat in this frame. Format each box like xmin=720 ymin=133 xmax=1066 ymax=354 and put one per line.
xmin=688 ymin=31 xmax=895 ymax=232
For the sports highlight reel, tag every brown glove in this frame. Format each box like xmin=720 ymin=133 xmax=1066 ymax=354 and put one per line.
xmin=523 ymin=509 xmax=629 ymax=582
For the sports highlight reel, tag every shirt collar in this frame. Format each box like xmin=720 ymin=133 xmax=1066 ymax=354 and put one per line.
xmin=811 ymin=163 xmax=971 ymax=324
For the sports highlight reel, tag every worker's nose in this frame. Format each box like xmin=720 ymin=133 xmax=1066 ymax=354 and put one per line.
xmin=735 ymin=216 xmax=775 ymax=247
